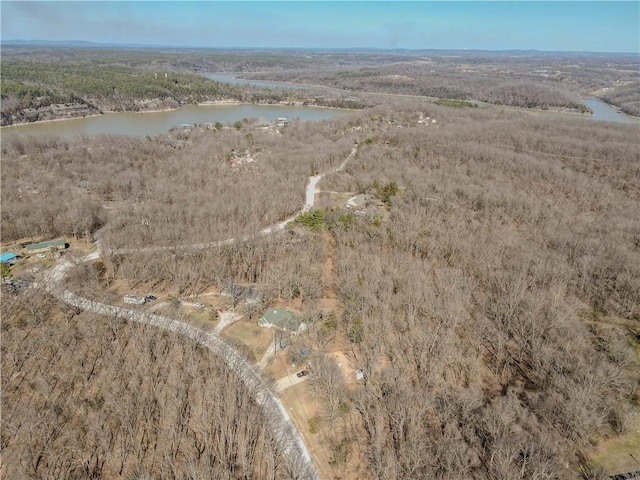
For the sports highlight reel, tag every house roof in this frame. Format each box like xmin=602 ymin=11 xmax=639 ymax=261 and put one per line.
xmin=347 ymin=194 xmax=372 ymax=208
xmin=26 ymin=239 xmax=66 ymax=251
xmin=0 ymin=252 xmax=18 ymax=262
xmin=259 ymin=308 xmax=303 ymax=331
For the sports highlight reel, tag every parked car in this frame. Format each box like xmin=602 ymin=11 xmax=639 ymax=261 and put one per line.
xmin=36 ymin=253 xmax=46 ymax=259
xmin=296 ymin=370 xmax=309 ymax=378
xmin=145 ymin=295 xmax=157 ymax=302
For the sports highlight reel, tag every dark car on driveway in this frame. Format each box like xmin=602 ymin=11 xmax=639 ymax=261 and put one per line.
xmin=296 ymin=370 xmax=309 ymax=378
xmin=145 ymin=295 xmax=157 ymax=302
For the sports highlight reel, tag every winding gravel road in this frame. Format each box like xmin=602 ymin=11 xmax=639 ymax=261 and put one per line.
xmin=43 ymin=145 xmax=358 ymax=479
xmin=109 ymin=146 xmax=357 ymax=256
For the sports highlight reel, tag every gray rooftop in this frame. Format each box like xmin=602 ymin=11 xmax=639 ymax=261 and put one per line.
xmin=259 ymin=308 xmax=304 ymax=332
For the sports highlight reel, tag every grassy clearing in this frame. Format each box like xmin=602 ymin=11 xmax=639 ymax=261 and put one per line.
xmin=591 ymin=413 xmax=640 ymax=474
xmin=435 ymin=98 xmax=479 ymax=108
xmin=222 ymin=319 xmax=273 ymax=360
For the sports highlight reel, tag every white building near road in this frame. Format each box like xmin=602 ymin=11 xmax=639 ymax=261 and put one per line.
xmin=124 ymin=294 xmax=146 ymax=305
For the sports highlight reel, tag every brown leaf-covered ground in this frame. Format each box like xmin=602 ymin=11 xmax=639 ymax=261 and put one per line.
xmin=2 ymin=100 xmax=639 ymax=479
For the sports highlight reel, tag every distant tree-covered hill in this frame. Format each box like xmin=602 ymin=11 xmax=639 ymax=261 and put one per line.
xmin=603 ymin=80 xmax=640 ymax=117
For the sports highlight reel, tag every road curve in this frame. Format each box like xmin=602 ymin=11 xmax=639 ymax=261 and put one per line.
xmin=109 ymin=146 xmax=357 ymax=255
xmin=43 ymin=144 xmax=359 ymax=479
xmin=45 ymin=254 xmax=318 ymax=479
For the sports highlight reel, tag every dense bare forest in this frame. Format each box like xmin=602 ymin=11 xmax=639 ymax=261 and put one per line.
xmin=246 ymin=51 xmax=639 ymax=113
xmin=321 ymin=105 xmax=640 ymax=478
xmin=1 ymin=290 xmax=301 ymax=479
xmin=3 ymin=96 xmax=639 ymax=478
xmin=252 ymin=67 xmax=590 ymax=112
xmin=1 ymin=119 xmax=353 ymax=248
xmin=4 ymin=39 xmax=640 ymax=480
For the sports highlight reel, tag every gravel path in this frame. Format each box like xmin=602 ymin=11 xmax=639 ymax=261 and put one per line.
xmin=40 ymin=144 xmax=358 ymax=479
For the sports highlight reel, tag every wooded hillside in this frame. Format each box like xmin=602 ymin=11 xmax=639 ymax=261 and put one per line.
xmin=603 ymin=80 xmax=640 ymax=117
xmin=2 ymin=99 xmax=639 ymax=478
xmin=321 ymin=104 xmax=640 ymax=478
xmin=1 ymin=290 xmax=294 ymax=479
xmin=3 ymin=47 xmax=638 ymax=125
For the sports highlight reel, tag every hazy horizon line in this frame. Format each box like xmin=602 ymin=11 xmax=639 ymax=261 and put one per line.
xmin=2 ymin=39 xmax=638 ymax=56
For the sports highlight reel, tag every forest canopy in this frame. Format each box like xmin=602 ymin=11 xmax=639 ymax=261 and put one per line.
xmin=3 ymin=101 xmax=639 ymax=478
xmin=1 ymin=47 xmax=639 ymax=479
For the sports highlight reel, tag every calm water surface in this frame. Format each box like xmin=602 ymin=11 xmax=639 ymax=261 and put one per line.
xmin=583 ymin=98 xmax=639 ymax=125
xmin=1 ymin=104 xmax=352 ymax=139
xmin=3 ymin=91 xmax=634 ymax=140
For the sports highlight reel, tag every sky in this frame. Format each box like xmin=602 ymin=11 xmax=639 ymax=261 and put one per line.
xmin=1 ymin=1 xmax=639 ymax=53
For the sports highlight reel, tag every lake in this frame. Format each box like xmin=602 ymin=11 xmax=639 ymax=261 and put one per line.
xmin=207 ymin=73 xmax=640 ymax=126
xmin=583 ymin=97 xmax=639 ymax=125
xmin=1 ymin=104 xmax=352 ymax=139
xmin=2 ymin=91 xmax=635 ymax=141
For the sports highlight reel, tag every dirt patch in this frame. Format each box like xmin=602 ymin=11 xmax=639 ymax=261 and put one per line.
xmin=321 ymin=231 xmax=337 ymax=299
xmin=279 ymin=377 xmax=368 ymax=479
xmin=315 ymin=191 xmax=352 ymax=209
xmin=262 ymin=351 xmax=293 ymax=381
xmin=328 ymin=350 xmax=362 ymax=385
xmin=265 ymin=345 xmax=367 ymax=479
xmin=279 ymin=383 xmax=326 ymax=473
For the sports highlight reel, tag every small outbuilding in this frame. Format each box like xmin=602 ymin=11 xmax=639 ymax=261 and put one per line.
xmin=0 ymin=252 xmax=19 ymax=265
xmin=26 ymin=239 xmax=67 ymax=255
xmin=258 ymin=308 xmax=306 ymax=334
xmin=346 ymin=194 xmax=372 ymax=209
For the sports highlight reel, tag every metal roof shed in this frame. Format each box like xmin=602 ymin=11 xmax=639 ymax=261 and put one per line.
xmin=0 ymin=252 xmax=18 ymax=264
xmin=26 ymin=239 xmax=66 ymax=253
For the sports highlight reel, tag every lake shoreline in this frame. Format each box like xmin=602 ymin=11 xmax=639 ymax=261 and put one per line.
xmin=1 ymin=103 xmax=355 ymax=138
xmin=1 ymin=112 xmax=105 ymax=129
xmin=3 ymin=94 xmax=635 ymax=137
xmin=1 ymin=99 xmax=354 ymax=130
xmin=583 ymin=96 xmax=640 ymax=120
xmin=0 ymin=100 xmax=242 ymax=129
